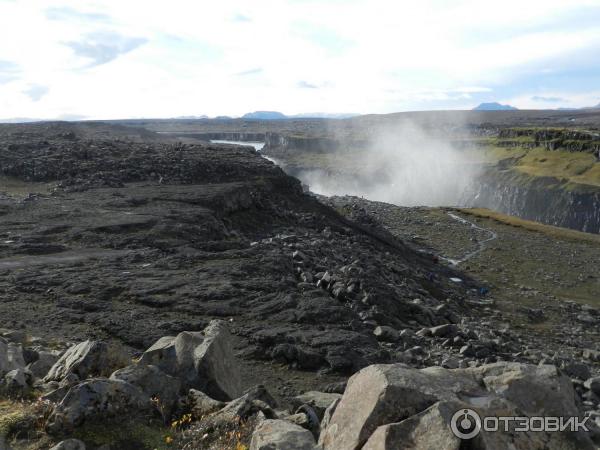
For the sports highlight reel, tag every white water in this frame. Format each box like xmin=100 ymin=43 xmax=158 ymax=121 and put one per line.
xmin=441 ymin=212 xmax=498 ymax=265
xmin=210 ymin=140 xmax=265 ymax=151
xmin=209 ymin=140 xmax=281 ymax=165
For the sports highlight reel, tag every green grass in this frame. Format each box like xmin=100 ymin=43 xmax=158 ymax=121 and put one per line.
xmin=478 ymin=144 xmax=600 ymax=187
xmin=72 ymin=419 xmax=172 ymax=450
xmin=0 ymin=402 xmax=26 ymax=437
xmin=514 ymin=148 xmax=598 ymax=184
xmin=488 ymin=135 xmax=536 ymax=144
xmin=458 ymin=207 xmax=600 ymax=309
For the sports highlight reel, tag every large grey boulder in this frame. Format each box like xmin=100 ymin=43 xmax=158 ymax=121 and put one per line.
xmin=41 ymin=373 xmax=81 ymax=403
xmin=139 ymin=320 xmax=241 ymax=400
xmin=27 ymin=350 xmax=60 ymax=379
xmin=110 ymin=364 xmax=181 ymax=416
xmin=471 ymin=362 xmax=580 ymax=418
xmin=319 ymin=364 xmax=482 ymax=450
xmin=291 ymin=391 xmax=342 ymax=420
xmin=211 ymin=385 xmax=278 ymax=423
xmin=320 ymin=362 xmax=594 ymax=450
xmin=187 ymin=389 xmax=225 ymax=417
xmin=44 ymin=341 xmax=129 ymax=382
xmin=0 ymin=340 xmax=25 ymax=376
xmin=320 ymin=397 xmax=341 ymax=433
xmin=250 ymin=419 xmax=318 ymax=450
xmin=585 ymin=377 xmax=600 ymax=396
xmin=49 ymin=439 xmax=86 ymax=450
xmin=46 ymin=378 xmax=152 ymax=433
xmin=3 ymin=368 xmax=29 ymax=392
xmin=362 ymin=401 xmax=462 ymax=450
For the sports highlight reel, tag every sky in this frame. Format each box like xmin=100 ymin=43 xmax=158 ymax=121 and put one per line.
xmin=1 ymin=0 xmax=600 ymax=120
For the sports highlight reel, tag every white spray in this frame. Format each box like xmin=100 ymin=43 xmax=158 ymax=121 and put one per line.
xmin=299 ymin=120 xmax=480 ymax=207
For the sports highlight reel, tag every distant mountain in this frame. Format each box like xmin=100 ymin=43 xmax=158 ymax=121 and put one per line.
xmin=573 ymin=103 xmax=600 ymax=111
xmin=242 ymin=111 xmax=287 ymax=120
xmin=473 ymin=102 xmax=518 ymax=111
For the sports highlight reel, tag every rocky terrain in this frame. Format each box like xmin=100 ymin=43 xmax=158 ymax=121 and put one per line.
xmin=1 ymin=121 xmax=600 ymax=449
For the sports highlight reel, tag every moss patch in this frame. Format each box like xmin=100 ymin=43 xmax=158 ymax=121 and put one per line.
xmin=71 ymin=419 xmax=171 ymax=450
xmin=0 ymin=399 xmax=37 ymax=439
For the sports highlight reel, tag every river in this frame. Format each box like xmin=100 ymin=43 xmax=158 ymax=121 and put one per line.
xmin=210 ymin=140 xmax=265 ymax=151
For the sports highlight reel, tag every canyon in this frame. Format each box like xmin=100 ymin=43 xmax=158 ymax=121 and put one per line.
xmin=1 ymin=114 xmax=600 ymax=449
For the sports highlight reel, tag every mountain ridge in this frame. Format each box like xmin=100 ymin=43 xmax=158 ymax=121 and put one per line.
xmin=473 ymin=102 xmax=518 ymax=111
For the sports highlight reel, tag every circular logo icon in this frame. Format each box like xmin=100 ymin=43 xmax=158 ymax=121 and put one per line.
xmin=450 ymin=408 xmax=481 ymax=439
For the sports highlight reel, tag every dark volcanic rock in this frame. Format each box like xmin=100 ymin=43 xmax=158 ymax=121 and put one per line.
xmin=0 ymin=122 xmax=472 ymax=379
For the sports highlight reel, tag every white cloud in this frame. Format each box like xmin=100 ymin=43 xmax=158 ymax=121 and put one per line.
xmin=0 ymin=0 xmax=599 ymax=119
xmin=23 ymin=84 xmax=49 ymax=101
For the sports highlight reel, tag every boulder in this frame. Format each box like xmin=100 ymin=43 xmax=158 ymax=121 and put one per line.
xmin=212 ymin=385 xmax=278 ymax=422
xmin=319 ymin=397 xmax=341 ymax=435
xmin=139 ymin=320 xmax=241 ymax=400
xmin=3 ymin=368 xmax=29 ymax=392
xmin=291 ymin=391 xmax=342 ymax=420
xmin=285 ymin=412 xmax=312 ymax=429
xmin=0 ymin=341 xmax=25 ymax=376
xmin=22 ymin=348 xmax=39 ymax=365
xmin=472 ymin=362 xmax=581 ymax=418
xmin=44 ymin=341 xmax=129 ymax=382
xmin=561 ymin=361 xmax=591 ymax=381
xmin=292 ymin=250 xmax=308 ymax=262
xmin=582 ymin=349 xmax=600 ymax=362
xmin=584 ymin=377 xmax=600 ymax=396
xmin=319 ymin=364 xmax=480 ymax=450
xmin=41 ymin=374 xmax=81 ymax=403
xmin=293 ymin=404 xmax=321 ymax=437
xmin=46 ymin=378 xmax=152 ymax=433
xmin=1 ymin=330 xmax=28 ymax=345
xmin=320 ymin=362 xmax=594 ymax=450
xmin=373 ymin=326 xmax=400 ymax=342
xmin=187 ymin=389 xmax=225 ymax=417
xmin=49 ymin=439 xmax=86 ymax=450
xmin=109 ymin=364 xmax=181 ymax=416
xmin=27 ymin=350 xmax=60 ymax=379
xmin=429 ymin=324 xmax=458 ymax=338
xmin=250 ymin=419 xmax=318 ymax=450
xmin=362 ymin=401 xmax=462 ymax=450
xmin=360 ymin=398 xmax=565 ymax=450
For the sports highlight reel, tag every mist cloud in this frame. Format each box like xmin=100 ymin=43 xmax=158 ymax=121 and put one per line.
xmin=298 ymin=121 xmax=480 ymax=207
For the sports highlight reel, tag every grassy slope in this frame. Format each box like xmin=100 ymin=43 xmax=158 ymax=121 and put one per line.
xmin=476 ymin=140 xmax=600 ymax=188
xmin=458 ymin=207 xmax=600 ymax=308
xmin=459 ymin=207 xmax=600 ymax=244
